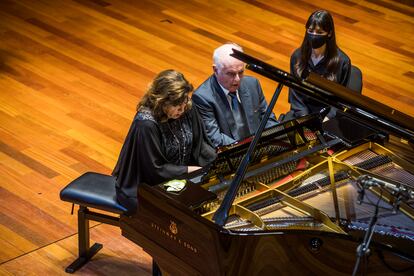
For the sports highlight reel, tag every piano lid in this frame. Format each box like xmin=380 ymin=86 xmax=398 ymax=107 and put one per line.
xmin=230 ymin=49 xmax=414 ymax=143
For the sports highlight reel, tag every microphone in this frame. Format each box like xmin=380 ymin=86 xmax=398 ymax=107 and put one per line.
xmin=358 ymin=175 xmax=411 ymax=195
xmin=357 ymin=175 xmax=414 ymax=211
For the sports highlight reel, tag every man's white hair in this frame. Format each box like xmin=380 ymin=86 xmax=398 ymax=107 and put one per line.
xmin=213 ymin=43 xmax=244 ymax=70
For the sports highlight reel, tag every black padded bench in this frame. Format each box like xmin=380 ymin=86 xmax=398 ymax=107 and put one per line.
xmin=60 ymin=172 xmax=128 ymax=273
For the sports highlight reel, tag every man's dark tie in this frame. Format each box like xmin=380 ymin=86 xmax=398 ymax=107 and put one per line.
xmin=228 ymin=91 xmax=249 ymax=140
xmin=229 ymin=92 xmax=239 ymax=112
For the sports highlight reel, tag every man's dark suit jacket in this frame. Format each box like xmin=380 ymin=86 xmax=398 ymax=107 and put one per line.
xmin=192 ymin=74 xmax=277 ymax=147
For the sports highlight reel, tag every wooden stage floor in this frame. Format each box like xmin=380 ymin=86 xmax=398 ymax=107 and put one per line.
xmin=0 ymin=0 xmax=413 ymax=274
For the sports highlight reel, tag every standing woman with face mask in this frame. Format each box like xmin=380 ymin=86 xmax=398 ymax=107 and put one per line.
xmin=288 ymin=10 xmax=351 ymax=119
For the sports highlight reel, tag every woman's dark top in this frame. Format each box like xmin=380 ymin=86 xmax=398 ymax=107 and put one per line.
xmin=288 ymin=47 xmax=351 ymax=119
xmin=112 ymin=106 xmax=217 ymax=213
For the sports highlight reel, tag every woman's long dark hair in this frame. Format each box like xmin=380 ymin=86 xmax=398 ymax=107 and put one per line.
xmin=295 ymin=10 xmax=340 ymax=81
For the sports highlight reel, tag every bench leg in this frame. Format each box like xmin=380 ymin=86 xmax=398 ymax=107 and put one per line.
xmin=66 ymin=206 xmax=103 ymax=273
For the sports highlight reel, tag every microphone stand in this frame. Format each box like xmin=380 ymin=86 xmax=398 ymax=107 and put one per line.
xmin=352 ymin=174 xmax=408 ymax=276
xmin=352 ymin=174 xmax=414 ymax=275
xmin=352 ymin=192 xmax=380 ymax=276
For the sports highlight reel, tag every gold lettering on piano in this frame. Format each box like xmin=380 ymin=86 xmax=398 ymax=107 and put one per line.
xmin=150 ymin=222 xmax=199 ymax=254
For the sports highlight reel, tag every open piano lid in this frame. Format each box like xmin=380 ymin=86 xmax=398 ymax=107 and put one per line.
xmin=231 ymin=49 xmax=414 ymax=143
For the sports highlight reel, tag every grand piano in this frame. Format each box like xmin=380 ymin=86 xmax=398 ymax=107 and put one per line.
xmin=120 ymin=50 xmax=414 ymax=275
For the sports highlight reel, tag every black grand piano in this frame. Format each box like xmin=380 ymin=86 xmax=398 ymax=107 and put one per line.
xmin=120 ymin=50 xmax=414 ymax=275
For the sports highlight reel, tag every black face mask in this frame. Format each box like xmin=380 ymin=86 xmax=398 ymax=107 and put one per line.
xmin=308 ymin=33 xmax=328 ymax=49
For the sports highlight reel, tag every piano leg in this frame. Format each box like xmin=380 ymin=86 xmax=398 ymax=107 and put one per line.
xmin=152 ymin=260 xmax=162 ymax=276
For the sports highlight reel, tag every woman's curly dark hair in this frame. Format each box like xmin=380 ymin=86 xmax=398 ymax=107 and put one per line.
xmin=137 ymin=69 xmax=193 ymax=122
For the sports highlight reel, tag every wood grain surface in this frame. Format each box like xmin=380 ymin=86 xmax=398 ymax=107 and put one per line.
xmin=0 ymin=0 xmax=413 ymax=274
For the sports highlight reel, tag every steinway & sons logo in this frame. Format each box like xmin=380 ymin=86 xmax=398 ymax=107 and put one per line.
xmin=151 ymin=220 xmax=198 ymax=254
xmin=169 ymin=220 xmax=178 ymax=235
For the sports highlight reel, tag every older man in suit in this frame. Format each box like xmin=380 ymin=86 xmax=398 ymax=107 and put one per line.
xmin=192 ymin=43 xmax=277 ymax=147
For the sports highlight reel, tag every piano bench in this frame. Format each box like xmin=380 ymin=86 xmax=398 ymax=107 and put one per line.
xmin=60 ymin=172 xmax=128 ymax=273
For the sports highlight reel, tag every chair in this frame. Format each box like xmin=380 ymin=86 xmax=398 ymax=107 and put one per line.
xmin=279 ymin=64 xmax=363 ymax=121
xmin=347 ymin=65 xmax=363 ymax=94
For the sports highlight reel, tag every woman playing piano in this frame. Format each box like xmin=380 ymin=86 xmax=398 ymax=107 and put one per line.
xmin=112 ymin=69 xmax=217 ymax=215
xmin=288 ymin=9 xmax=351 ymax=120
